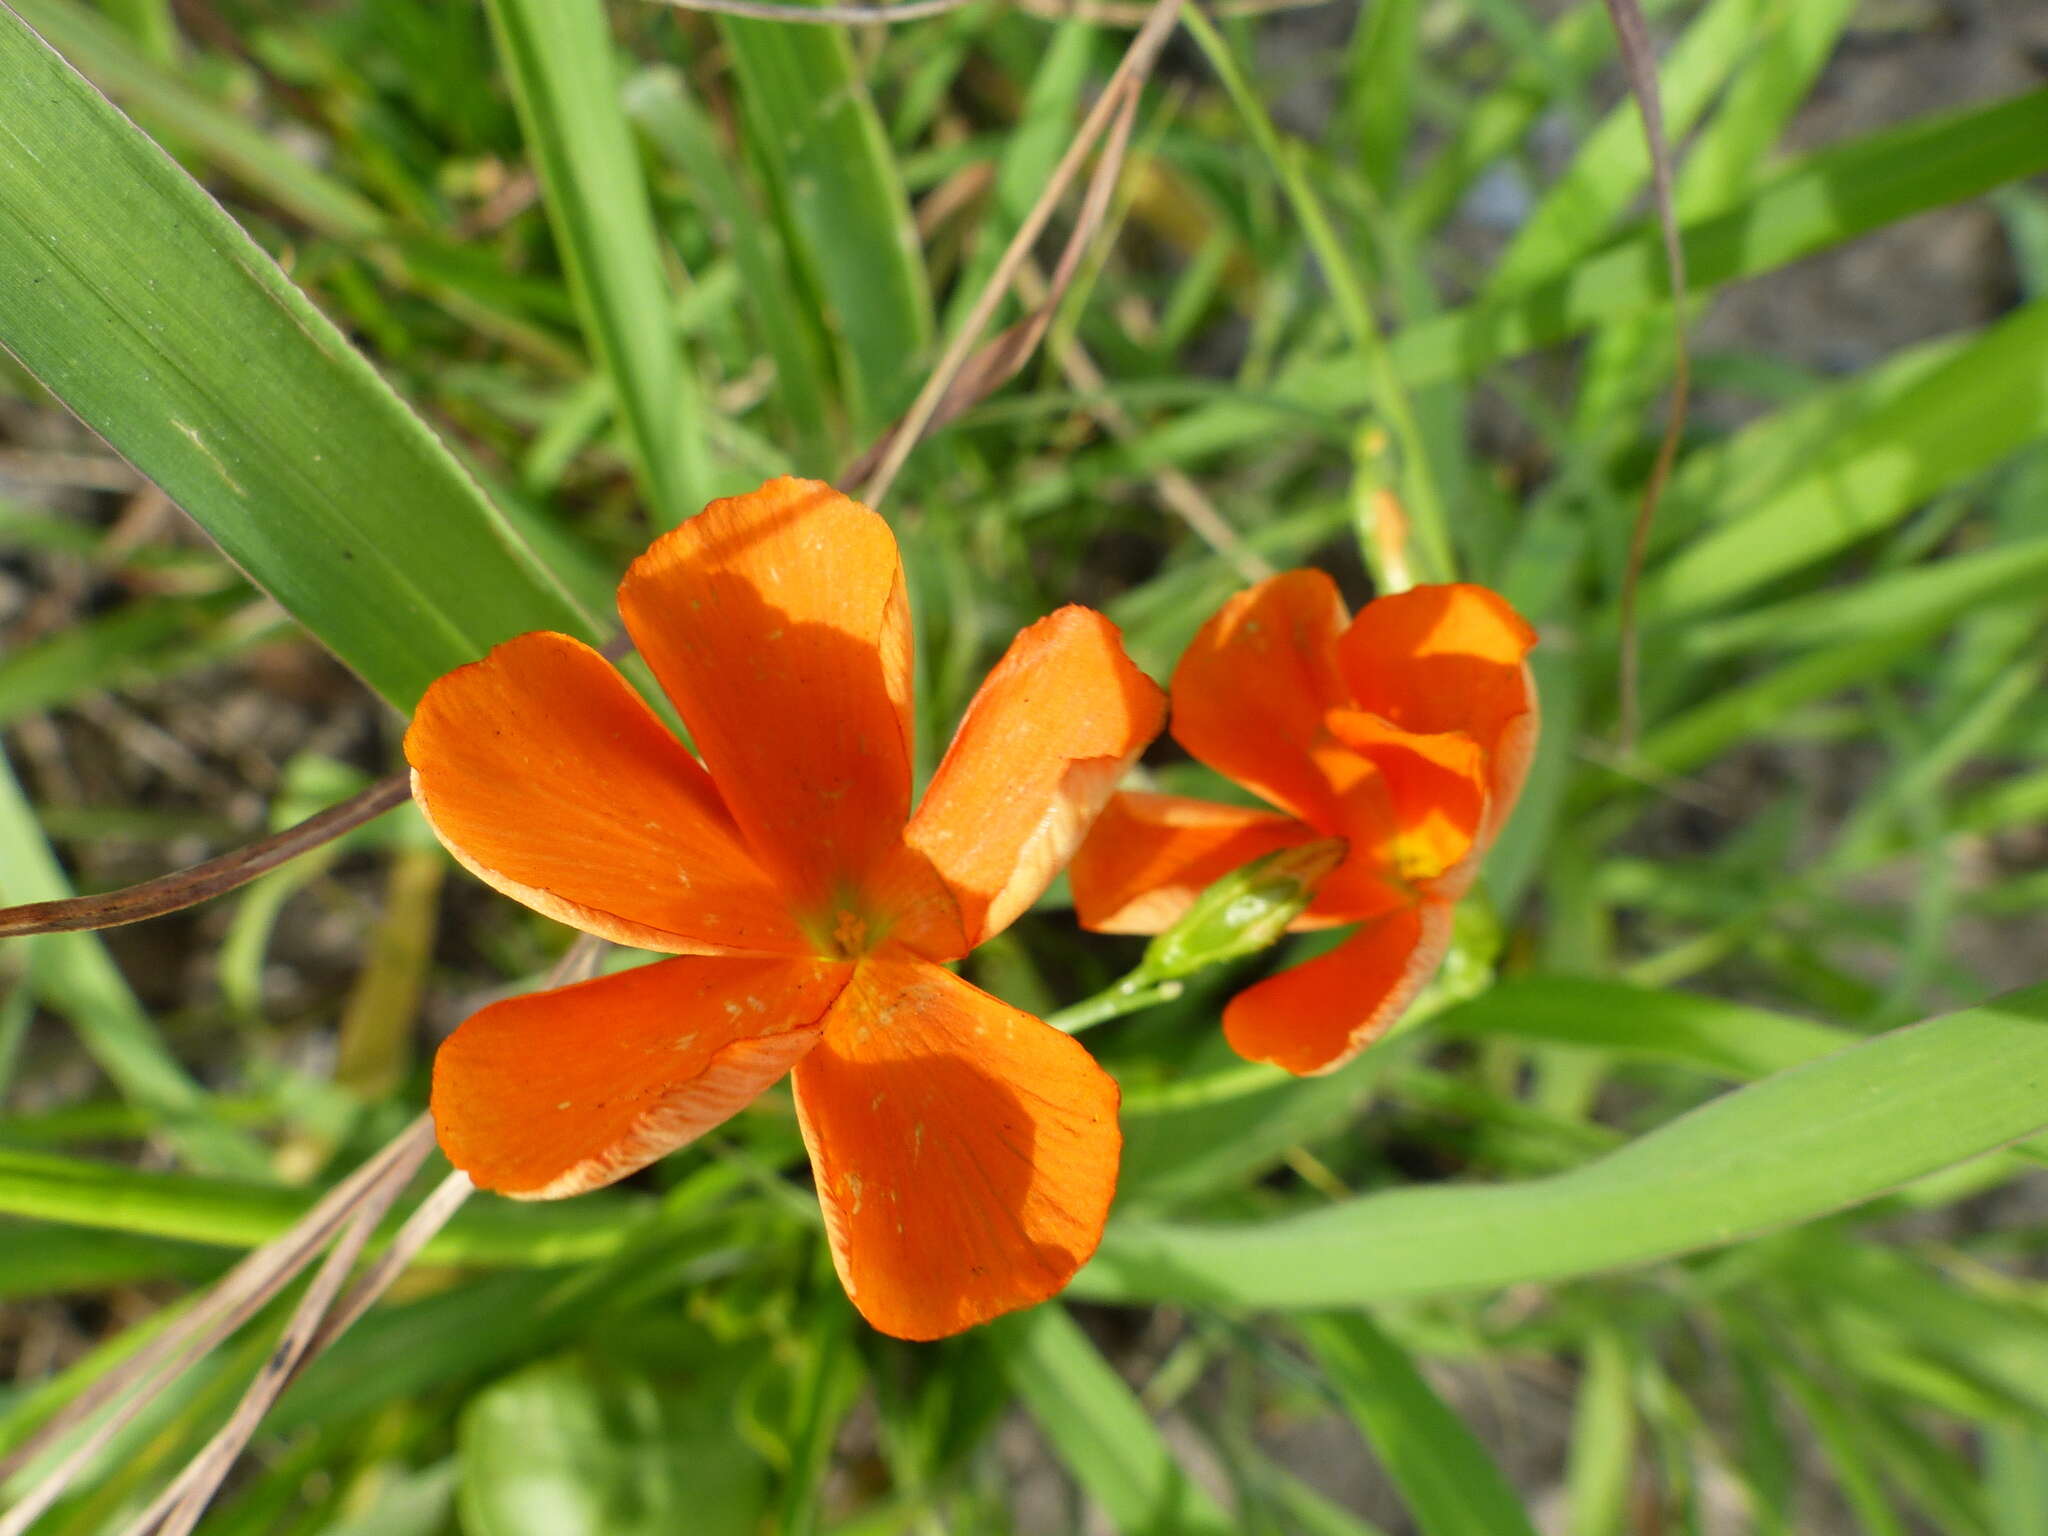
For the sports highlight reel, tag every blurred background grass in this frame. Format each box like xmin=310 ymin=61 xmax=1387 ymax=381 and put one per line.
xmin=3 ymin=0 xmax=2048 ymax=1531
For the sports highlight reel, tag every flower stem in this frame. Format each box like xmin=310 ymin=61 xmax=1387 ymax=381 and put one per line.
xmin=1046 ymin=974 xmax=1184 ymax=1035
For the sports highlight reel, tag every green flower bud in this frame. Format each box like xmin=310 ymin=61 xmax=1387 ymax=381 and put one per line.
xmin=1139 ymin=837 xmax=1348 ymax=983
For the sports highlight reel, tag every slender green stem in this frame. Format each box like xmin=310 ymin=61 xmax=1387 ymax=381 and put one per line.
xmin=1045 ymin=976 xmax=1185 ymax=1035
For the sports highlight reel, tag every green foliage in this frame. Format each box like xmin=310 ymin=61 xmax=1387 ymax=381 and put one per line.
xmin=0 ymin=6 xmax=595 ymax=712
xmin=3 ymin=0 xmax=2047 ymax=1530
xmin=457 ymin=1353 xmax=766 ymax=1536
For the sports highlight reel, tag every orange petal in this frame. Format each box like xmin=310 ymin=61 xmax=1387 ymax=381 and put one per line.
xmin=405 ymin=631 xmax=808 ymax=955
xmin=858 ymin=840 xmax=972 ymax=969
xmin=792 ymin=949 xmax=1120 ymax=1340
xmin=1334 ymin=584 xmax=1537 ymax=824
xmin=1069 ymin=791 xmax=1317 ymax=934
xmin=1222 ymin=901 xmax=1453 ymax=1075
xmin=1323 ymin=710 xmax=1488 ymax=892
xmin=433 ymin=954 xmax=851 ymax=1198
xmin=617 ymin=477 xmax=917 ymax=918
xmin=906 ymin=607 xmax=1166 ymax=951
xmin=1170 ymin=569 xmax=1352 ymax=827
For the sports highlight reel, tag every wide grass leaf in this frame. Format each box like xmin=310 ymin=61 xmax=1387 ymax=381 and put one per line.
xmin=0 ymin=8 xmax=594 ymax=711
xmin=1077 ymin=983 xmax=2048 ymax=1307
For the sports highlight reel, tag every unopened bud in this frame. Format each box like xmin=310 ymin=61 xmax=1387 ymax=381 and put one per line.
xmin=1139 ymin=838 xmax=1347 ymax=982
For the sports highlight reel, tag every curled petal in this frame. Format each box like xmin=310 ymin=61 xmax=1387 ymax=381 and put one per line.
xmin=433 ymin=955 xmax=851 ymax=1198
xmin=907 ymin=607 xmax=1166 ymax=952
xmin=405 ymin=631 xmax=807 ymax=955
xmin=792 ymin=949 xmax=1120 ymax=1340
xmin=1334 ymin=583 xmax=1537 ymax=823
xmin=1070 ymin=792 xmax=1318 ymax=935
xmin=1222 ymin=901 xmax=1453 ymax=1075
xmin=1322 ymin=710 xmax=1488 ymax=892
xmin=1170 ymin=569 xmax=1352 ymax=827
xmin=618 ymin=477 xmax=917 ymax=915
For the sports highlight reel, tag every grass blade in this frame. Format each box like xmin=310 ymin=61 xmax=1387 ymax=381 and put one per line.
xmin=484 ymin=0 xmax=716 ymax=524
xmin=1488 ymin=0 xmax=1761 ymax=293
xmin=1080 ymin=982 xmax=2048 ymax=1307
xmin=0 ymin=7 xmax=595 ymax=710
xmin=1647 ymin=297 xmax=2048 ymax=615
xmin=991 ymin=1304 xmax=1235 ymax=1535
xmin=625 ymin=66 xmax=834 ymax=467
xmin=1112 ymin=88 xmax=2048 ymax=478
xmin=717 ymin=7 xmax=931 ymax=431
xmin=1298 ymin=1313 xmax=1540 ymax=1536
xmin=1433 ymin=976 xmax=1853 ymax=1079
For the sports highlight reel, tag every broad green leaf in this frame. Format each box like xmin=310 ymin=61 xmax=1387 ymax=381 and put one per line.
xmin=484 ymin=0 xmax=715 ymax=525
xmin=1396 ymin=89 xmax=2048 ymax=391
xmin=1637 ymin=623 xmax=1939 ymax=777
xmin=1077 ymin=983 xmax=2048 ymax=1307
xmin=1346 ymin=0 xmax=1418 ymax=199
xmin=1298 ymin=1313 xmax=1540 ymax=1536
xmin=990 ymin=1305 xmax=1235 ymax=1536
xmin=1662 ymin=330 xmax=1963 ymax=543
xmin=716 ymin=9 xmax=931 ymax=431
xmin=7 ymin=0 xmax=384 ymax=239
xmin=0 ymin=9 xmax=594 ymax=710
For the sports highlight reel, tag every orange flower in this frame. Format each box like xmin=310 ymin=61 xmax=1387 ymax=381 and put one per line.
xmin=404 ymin=477 xmax=1164 ymax=1339
xmin=1071 ymin=571 xmax=1536 ymax=1076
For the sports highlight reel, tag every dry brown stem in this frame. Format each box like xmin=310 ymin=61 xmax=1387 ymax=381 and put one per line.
xmin=0 ymin=772 xmax=410 ymax=939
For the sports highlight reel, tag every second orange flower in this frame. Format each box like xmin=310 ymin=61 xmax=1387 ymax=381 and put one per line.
xmin=1072 ymin=570 xmax=1536 ymax=1076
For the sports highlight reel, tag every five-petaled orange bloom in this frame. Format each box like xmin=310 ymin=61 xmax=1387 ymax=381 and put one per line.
xmin=405 ymin=477 xmax=1164 ymax=1340
xmin=1071 ymin=572 xmax=1536 ymax=1076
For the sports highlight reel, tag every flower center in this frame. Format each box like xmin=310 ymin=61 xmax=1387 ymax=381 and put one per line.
xmin=831 ymin=908 xmax=869 ymax=956
xmin=800 ymin=892 xmax=886 ymax=960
